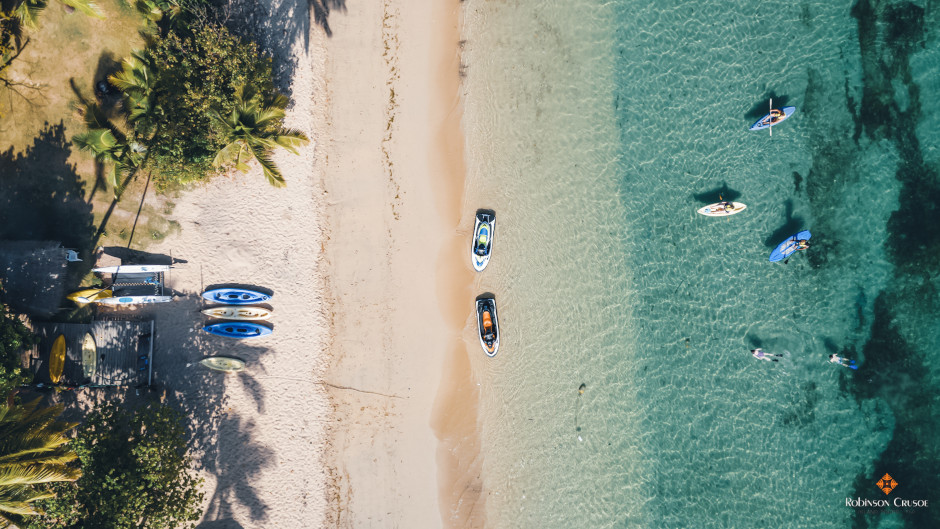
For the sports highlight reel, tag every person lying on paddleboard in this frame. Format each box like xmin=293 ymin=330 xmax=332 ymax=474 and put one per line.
xmin=751 ymin=348 xmax=783 ymax=362
xmin=796 ymin=239 xmax=810 ymax=250
xmin=829 ymin=354 xmax=859 ymax=370
xmin=718 ymin=201 xmax=735 ymax=212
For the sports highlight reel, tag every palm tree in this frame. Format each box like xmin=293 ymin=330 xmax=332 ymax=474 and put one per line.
xmin=10 ymin=0 xmax=103 ymax=29
xmin=0 ymin=397 xmax=80 ymax=524
xmin=108 ymin=50 xmax=160 ymax=133
xmin=210 ymin=85 xmax=309 ymax=187
xmin=73 ymin=102 xmax=145 ymax=195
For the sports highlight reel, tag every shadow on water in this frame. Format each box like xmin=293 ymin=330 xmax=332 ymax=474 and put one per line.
xmin=744 ymin=92 xmax=792 ymax=121
xmin=692 ymin=182 xmax=741 ymax=204
xmin=762 ymin=199 xmax=805 ymax=248
xmin=0 ymin=122 xmax=95 ymax=255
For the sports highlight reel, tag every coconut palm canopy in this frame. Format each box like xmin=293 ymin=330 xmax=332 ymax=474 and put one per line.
xmin=210 ymin=85 xmax=309 ymax=187
xmin=0 ymin=397 xmax=79 ymax=524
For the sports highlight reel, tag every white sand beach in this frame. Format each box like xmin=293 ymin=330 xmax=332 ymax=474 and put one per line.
xmin=136 ymin=0 xmax=476 ymax=527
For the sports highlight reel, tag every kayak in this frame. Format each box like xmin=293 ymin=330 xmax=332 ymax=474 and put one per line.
xmin=81 ymin=333 xmax=97 ymax=379
xmin=202 ymin=288 xmax=271 ymax=305
xmin=68 ymin=288 xmax=113 ymax=304
xmin=93 ymin=264 xmax=170 ymax=274
xmin=200 ymin=355 xmax=247 ymax=372
xmin=697 ymin=202 xmax=747 ymax=217
xmin=769 ymin=230 xmax=811 ymax=262
xmin=201 ymin=306 xmax=272 ymax=320
xmin=203 ymin=321 xmax=272 ymax=339
xmin=49 ymin=335 xmax=65 ymax=383
xmin=750 ymin=106 xmax=796 ymax=131
xmin=95 ymin=295 xmax=172 ymax=305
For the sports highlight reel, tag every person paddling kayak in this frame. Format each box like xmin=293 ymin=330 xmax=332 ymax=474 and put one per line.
xmin=829 ymin=354 xmax=859 ymax=370
xmin=751 ymin=348 xmax=783 ymax=362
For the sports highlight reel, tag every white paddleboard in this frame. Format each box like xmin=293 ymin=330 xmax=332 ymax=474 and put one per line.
xmin=697 ymin=202 xmax=747 ymax=217
xmin=93 ymin=264 xmax=171 ymax=274
xmin=95 ymin=295 xmax=172 ymax=305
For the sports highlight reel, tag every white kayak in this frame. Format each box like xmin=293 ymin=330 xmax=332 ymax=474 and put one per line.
xmin=93 ymin=264 xmax=171 ymax=274
xmin=95 ymin=295 xmax=172 ymax=305
xmin=697 ymin=202 xmax=747 ymax=217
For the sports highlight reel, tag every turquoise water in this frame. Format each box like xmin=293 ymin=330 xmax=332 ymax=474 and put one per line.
xmin=461 ymin=0 xmax=940 ymax=527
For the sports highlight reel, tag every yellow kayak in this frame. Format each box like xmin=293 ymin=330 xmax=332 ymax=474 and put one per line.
xmin=200 ymin=356 xmax=246 ymax=373
xmin=49 ymin=335 xmax=66 ymax=383
xmin=81 ymin=333 xmax=96 ymax=379
xmin=67 ymin=288 xmax=113 ymax=304
xmin=201 ymin=306 xmax=272 ymax=321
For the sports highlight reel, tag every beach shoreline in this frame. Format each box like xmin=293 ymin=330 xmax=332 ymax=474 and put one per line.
xmin=319 ymin=0 xmax=479 ymax=527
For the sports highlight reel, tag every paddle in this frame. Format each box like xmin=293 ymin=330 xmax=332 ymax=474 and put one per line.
xmin=769 ymin=98 xmax=773 ymax=137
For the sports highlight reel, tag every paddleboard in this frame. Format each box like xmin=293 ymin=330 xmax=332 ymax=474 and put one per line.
xmin=750 ymin=106 xmax=796 ymax=131
xmin=95 ymin=295 xmax=173 ymax=305
xmin=769 ymin=230 xmax=811 ymax=262
xmin=81 ymin=333 xmax=97 ymax=379
xmin=203 ymin=321 xmax=272 ymax=339
xmin=68 ymin=288 xmax=113 ymax=304
xmin=697 ymin=202 xmax=747 ymax=217
xmin=201 ymin=306 xmax=272 ymax=320
xmin=202 ymin=288 xmax=271 ymax=305
xmin=92 ymin=264 xmax=171 ymax=274
xmin=200 ymin=356 xmax=247 ymax=373
xmin=49 ymin=335 xmax=65 ymax=384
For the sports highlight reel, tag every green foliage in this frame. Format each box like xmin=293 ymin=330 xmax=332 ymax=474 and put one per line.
xmin=0 ymin=398 xmax=79 ymax=525
xmin=0 ymin=300 xmax=36 ymax=397
xmin=144 ymin=21 xmax=279 ymax=189
xmin=210 ymin=84 xmax=309 ymax=187
xmin=72 ymin=103 xmax=146 ymax=195
xmin=29 ymin=403 xmax=204 ymax=529
xmin=8 ymin=0 xmax=103 ymax=29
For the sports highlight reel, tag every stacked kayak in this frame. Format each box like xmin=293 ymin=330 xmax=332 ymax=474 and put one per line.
xmin=202 ymin=288 xmax=271 ymax=304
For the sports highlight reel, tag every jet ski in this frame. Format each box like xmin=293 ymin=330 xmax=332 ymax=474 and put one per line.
xmin=471 ymin=210 xmax=495 ymax=272
xmin=476 ymin=296 xmax=500 ymax=357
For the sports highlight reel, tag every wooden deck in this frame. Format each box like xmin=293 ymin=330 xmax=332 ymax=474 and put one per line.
xmin=29 ymin=319 xmax=154 ymax=387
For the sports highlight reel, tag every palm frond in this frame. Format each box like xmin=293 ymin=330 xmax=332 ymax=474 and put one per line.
xmin=251 ymin=147 xmax=285 ymax=188
xmin=13 ymin=0 xmax=46 ymax=29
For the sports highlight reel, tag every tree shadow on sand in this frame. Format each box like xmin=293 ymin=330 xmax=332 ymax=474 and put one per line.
xmin=153 ymin=293 xmax=274 ymax=525
xmin=0 ymin=122 xmax=95 ymax=255
xmin=225 ymin=0 xmax=346 ymax=95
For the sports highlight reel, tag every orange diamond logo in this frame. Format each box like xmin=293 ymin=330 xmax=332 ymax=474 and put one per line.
xmin=877 ymin=473 xmax=897 ymax=495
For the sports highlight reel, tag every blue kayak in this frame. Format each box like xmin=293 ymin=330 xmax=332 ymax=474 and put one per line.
xmin=750 ymin=106 xmax=796 ymax=131
xmin=204 ymin=321 xmax=272 ymax=339
xmin=202 ymin=288 xmax=271 ymax=305
xmin=769 ymin=230 xmax=811 ymax=262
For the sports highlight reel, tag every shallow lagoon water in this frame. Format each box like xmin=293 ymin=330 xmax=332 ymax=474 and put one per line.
xmin=462 ymin=0 xmax=940 ymax=527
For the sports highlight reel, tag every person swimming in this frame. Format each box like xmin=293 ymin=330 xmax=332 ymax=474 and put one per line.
xmin=751 ymin=348 xmax=783 ymax=362
xmin=829 ymin=354 xmax=859 ymax=370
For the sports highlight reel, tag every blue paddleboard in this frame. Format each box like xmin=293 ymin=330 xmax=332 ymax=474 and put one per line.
xmin=203 ymin=321 xmax=272 ymax=339
xmin=202 ymin=288 xmax=271 ymax=305
xmin=769 ymin=230 xmax=811 ymax=262
xmin=750 ymin=106 xmax=796 ymax=131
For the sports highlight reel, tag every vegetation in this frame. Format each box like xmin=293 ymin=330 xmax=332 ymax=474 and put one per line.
xmin=210 ymin=84 xmax=309 ymax=187
xmin=71 ymin=2 xmax=306 ymax=192
xmin=1 ymin=0 xmax=102 ymax=79
xmin=0 ymin=398 xmax=80 ymax=526
xmin=0 ymin=299 xmax=35 ymax=397
xmin=28 ymin=403 xmax=203 ymax=529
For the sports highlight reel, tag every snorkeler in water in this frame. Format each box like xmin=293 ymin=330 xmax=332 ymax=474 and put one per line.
xmin=829 ymin=354 xmax=859 ymax=370
xmin=751 ymin=348 xmax=784 ymax=362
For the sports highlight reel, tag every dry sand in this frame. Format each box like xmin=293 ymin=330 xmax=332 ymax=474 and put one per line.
xmin=320 ymin=0 xmax=481 ymax=527
xmin=125 ymin=0 xmax=483 ymax=527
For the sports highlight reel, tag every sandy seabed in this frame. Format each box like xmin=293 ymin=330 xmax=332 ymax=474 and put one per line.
xmin=137 ymin=0 xmax=483 ymax=527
